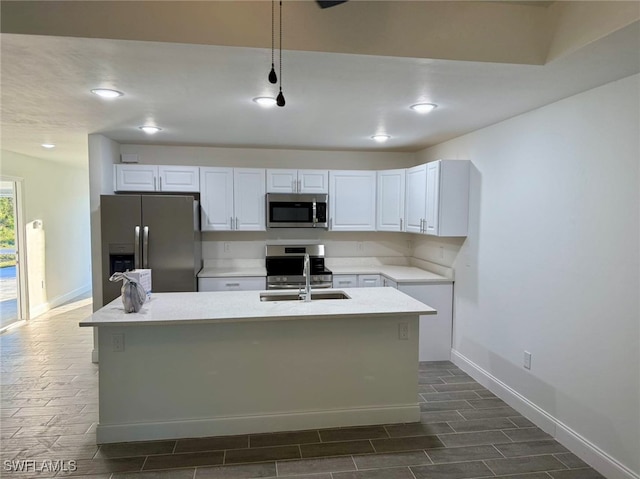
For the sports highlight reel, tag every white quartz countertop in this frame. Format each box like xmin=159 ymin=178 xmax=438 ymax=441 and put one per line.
xmin=198 ymin=266 xmax=267 ymax=278
xmin=80 ymin=287 xmax=435 ymax=327
xmin=330 ymin=265 xmax=452 ymax=283
xmin=198 ymin=264 xmax=451 ymax=283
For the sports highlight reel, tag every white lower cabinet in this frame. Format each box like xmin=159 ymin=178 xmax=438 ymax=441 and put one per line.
xmin=357 ymin=274 xmax=381 ymax=287
xmin=332 ymin=275 xmax=358 ymax=289
xmin=398 ymin=283 xmax=453 ymax=361
xmin=333 ymin=274 xmax=381 ymax=288
xmin=382 ymin=276 xmax=398 ymax=288
xmin=198 ymin=277 xmax=266 ymax=292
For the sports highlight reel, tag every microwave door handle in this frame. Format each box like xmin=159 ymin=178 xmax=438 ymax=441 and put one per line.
xmin=312 ymin=199 xmax=317 ymax=226
xmin=142 ymin=226 xmax=149 ymax=268
xmin=134 ymin=226 xmax=141 ymax=269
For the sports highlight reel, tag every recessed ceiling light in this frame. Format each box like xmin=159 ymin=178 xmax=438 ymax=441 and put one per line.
xmin=253 ymin=97 xmax=277 ymax=107
xmin=371 ymin=134 xmax=390 ymax=143
xmin=91 ymin=88 xmax=124 ymax=99
xmin=410 ymin=103 xmax=438 ymax=114
xmin=41 ymin=143 xmax=55 ymax=149
xmin=139 ymin=126 xmax=162 ymax=135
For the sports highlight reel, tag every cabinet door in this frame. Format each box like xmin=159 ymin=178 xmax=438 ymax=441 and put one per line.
xmin=332 ymin=275 xmax=358 ymax=289
xmin=234 ymin=168 xmax=266 ymax=231
xmin=200 ymin=167 xmax=234 ymax=231
xmin=404 ymin=164 xmax=426 ymax=233
xmin=425 ymin=161 xmax=441 ymax=235
xmin=358 ymin=274 xmax=381 ymax=287
xmin=298 ymin=170 xmax=329 ymax=194
xmin=436 ymin=160 xmax=470 ymax=237
xmin=266 ymin=169 xmax=297 ymax=193
xmin=114 ymin=165 xmax=157 ymax=192
xmin=398 ymin=283 xmax=453 ymax=361
xmin=382 ymin=276 xmax=398 ymax=288
xmin=158 ymin=165 xmax=200 ymax=192
xmin=377 ymin=169 xmax=406 ymax=231
xmin=198 ymin=277 xmax=266 ymax=291
xmin=329 ymin=170 xmax=376 ymax=231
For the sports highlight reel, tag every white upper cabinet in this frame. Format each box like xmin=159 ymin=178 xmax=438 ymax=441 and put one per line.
xmin=233 ymin=168 xmax=266 ymax=231
xmin=404 ymin=164 xmax=427 ymax=233
xmin=404 ymin=160 xmax=470 ymax=237
xmin=200 ymin=167 xmax=265 ymax=232
xmin=114 ymin=164 xmax=199 ymax=192
xmin=298 ymin=170 xmax=329 ymax=194
xmin=329 ymin=170 xmax=376 ymax=231
xmin=200 ymin=167 xmax=235 ymax=231
xmin=376 ymin=169 xmax=406 ymax=232
xmin=266 ymin=169 xmax=328 ymax=194
xmin=157 ymin=166 xmax=200 ymax=192
xmin=425 ymin=160 xmax=470 ymax=237
xmin=266 ymin=169 xmax=297 ymax=193
xmin=114 ymin=164 xmax=157 ymax=192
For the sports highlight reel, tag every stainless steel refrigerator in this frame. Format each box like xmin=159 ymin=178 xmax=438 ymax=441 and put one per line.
xmin=100 ymin=195 xmax=201 ymax=306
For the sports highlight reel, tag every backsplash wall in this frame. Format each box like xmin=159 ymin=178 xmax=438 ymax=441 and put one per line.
xmin=202 ymin=231 xmax=413 ymax=261
xmin=410 ymin=234 xmax=466 ymax=268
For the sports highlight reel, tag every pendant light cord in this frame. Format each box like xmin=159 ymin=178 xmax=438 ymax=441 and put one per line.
xmin=279 ymin=0 xmax=283 ymax=91
xmin=271 ymin=0 xmax=275 ymax=66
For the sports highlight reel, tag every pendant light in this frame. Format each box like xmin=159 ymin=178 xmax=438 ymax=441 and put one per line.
xmin=276 ymin=0 xmax=286 ymax=107
xmin=268 ymin=0 xmax=277 ymax=84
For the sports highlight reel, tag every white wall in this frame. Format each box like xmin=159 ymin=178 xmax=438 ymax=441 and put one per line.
xmin=88 ymin=134 xmax=119 ymax=309
xmin=119 ymin=144 xmax=416 ymax=170
xmin=414 ymin=74 xmax=639 ymax=479
xmin=0 ymin=150 xmax=92 ymax=316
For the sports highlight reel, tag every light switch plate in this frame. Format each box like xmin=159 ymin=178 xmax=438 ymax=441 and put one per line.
xmin=524 ymin=351 xmax=532 ymax=370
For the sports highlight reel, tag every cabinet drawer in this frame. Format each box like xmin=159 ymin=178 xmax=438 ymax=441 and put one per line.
xmin=332 ymin=275 xmax=358 ymax=289
xmin=357 ymin=274 xmax=381 ymax=287
xmin=199 ymin=277 xmax=266 ymax=292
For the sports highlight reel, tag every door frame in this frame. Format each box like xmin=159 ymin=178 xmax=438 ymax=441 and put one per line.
xmin=1 ymin=176 xmax=29 ymax=323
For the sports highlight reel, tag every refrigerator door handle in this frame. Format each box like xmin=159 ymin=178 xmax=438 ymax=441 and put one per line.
xmin=143 ymin=226 xmax=149 ymax=268
xmin=134 ymin=226 xmax=141 ymax=269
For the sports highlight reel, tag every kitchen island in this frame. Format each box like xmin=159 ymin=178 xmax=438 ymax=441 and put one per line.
xmin=80 ymin=288 xmax=435 ymax=444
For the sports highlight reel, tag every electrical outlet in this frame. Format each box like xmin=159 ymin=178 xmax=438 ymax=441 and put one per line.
xmin=356 ymin=242 xmax=363 ymax=251
xmin=439 ymin=246 xmax=444 ymax=259
xmin=398 ymin=323 xmax=409 ymax=340
xmin=112 ymin=333 xmax=125 ymax=352
xmin=224 ymin=242 xmax=230 ymax=252
xmin=524 ymin=351 xmax=532 ymax=370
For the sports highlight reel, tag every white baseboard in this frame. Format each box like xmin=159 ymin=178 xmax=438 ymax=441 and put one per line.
xmin=451 ymin=349 xmax=639 ymax=479
xmin=29 ymin=284 xmax=92 ymax=319
xmin=96 ymin=404 xmax=420 ymax=444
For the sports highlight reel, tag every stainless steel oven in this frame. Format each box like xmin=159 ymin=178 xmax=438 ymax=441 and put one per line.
xmin=266 ymin=193 xmax=328 ymax=228
xmin=265 ymin=244 xmax=333 ymax=289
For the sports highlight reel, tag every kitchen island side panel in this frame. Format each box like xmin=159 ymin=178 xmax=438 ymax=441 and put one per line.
xmin=96 ymin=315 xmax=419 ymax=443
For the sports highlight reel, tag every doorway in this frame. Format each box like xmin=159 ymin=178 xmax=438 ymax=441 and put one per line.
xmin=0 ymin=179 xmax=26 ymax=330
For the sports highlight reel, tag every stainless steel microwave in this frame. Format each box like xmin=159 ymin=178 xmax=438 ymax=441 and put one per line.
xmin=266 ymin=193 xmax=328 ymax=228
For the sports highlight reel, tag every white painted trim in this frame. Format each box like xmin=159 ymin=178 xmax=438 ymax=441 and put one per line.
xmin=96 ymin=404 xmax=420 ymax=444
xmin=451 ymin=349 xmax=639 ymax=479
xmin=29 ymin=284 xmax=92 ymax=319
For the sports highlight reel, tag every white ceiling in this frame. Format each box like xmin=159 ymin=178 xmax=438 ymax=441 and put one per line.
xmin=1 ymin=5 xmax=639 ymax=167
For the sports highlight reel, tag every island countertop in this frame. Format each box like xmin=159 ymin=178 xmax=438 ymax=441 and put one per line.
xmin=80 ymin=287 xmax=436 ymax=327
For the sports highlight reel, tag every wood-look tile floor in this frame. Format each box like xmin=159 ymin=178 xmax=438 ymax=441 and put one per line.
xmin=1 ymin=297 xmax=607 ymax=479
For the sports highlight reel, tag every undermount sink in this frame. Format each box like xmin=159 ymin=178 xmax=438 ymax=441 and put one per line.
xmin=260 ymin=291 xmax=351 ymax=302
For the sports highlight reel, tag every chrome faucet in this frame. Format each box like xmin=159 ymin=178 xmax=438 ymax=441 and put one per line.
xmin=300 ymin=253 xmax=311 ymax=302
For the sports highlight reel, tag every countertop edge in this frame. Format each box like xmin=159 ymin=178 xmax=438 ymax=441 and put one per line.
xmin=80 ymin=309 xmax=435 ymax=327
